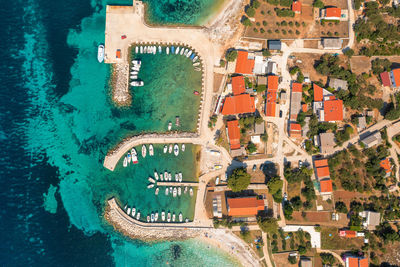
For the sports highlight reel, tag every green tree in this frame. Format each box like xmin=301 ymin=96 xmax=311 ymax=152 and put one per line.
xmin=320 ymin=253 xmax=336 ymax=265
xmin=284 ymin=202 xmax=294 ymax=219
xmin=225 ymin=50 xmax=238 ymax=62
xmin=241 ymin=16 xmax=252 ymax=27
xmin=267 ymin=176 xmax=283 ymax=202
xmin=245 ymin=6 xmax=256 ymax=17
xmin=256 ymin=84 xmax=267 ymax=93
xmin=288 ymin=255 xmax=297 ymax=264
xmin=247 ymin=141 xmax=257 ymax=153
xmin=344 ymin=48 xmax=355 ymax=58
xmin=298 ymin=245 xmax=307 ymax=255
xmin=335 ymin=201 xmax=348 ymax=213
xmin=257 ymin=217 xmax=278 ymax=233
xmin=227 ymin=168 xmax=251 ymax=192
xmin=313 ymin=0 xmax=324 ymax=8
xmin=262 ymin=49 xmax=271 ymax=57
xmin=251 ymin=0 xmax=261 ymax=9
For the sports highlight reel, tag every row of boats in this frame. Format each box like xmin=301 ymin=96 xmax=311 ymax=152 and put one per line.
xmin=130 ymin=59 xmax=144 ymax=87
xmin=123 ymin=206 xmax=188 ymax=223
xmin=163 ymin=143 xmax=184 ymax=156
xmin=164 ymin=186 xmax=194 ymax=197
xmin=134 ymin=45 xmax=200 ymax=66
xmin=123 ymin=144 xmax=154 ymax=167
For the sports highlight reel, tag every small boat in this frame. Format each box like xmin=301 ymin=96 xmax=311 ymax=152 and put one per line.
xmin=193 ymin=90 xmax=199 ymax=95
xmin=168 ymin=144 xmax=173 ymax=153
xmin=167 ymin=212 xmax=171 ymax=222
xmin=179 ymin=212 xmax=183 ymax=222
xmin=131 ymin=208 xmax=136 ymax=217
xmin=147 ymin=215 xmax=150 ymax=222
xmin=190 ymin=53 xmax=195 ymax=60
xmin=174 ymin=144 xmax=179 ymax=156
xmin=140 ymin=46 xmax=143 ymax=53
xmin=175 ymin=173 xmax=179 ymax=182
xmin=165 ymin=188 xmax=169 ymax=195
xmin=127 ymin=207 xmax=131 ymax=215
xmin=169 ymin=187 xmax=173 ymax=193
xmin=123 ymin=205 xmax=127 ymax=211
xmin=175 ymin=116 xmax=180 ymax=127
xmin=158 ymin=46 xmax=162 ymax=53
xmin=190 ymin=187 xmax=193 ymax=196
xmin=184 ymin=186 xmax=188 ymax=194
xmin=123 ymin=157 xmax=128 ymax=167
xmin=168 ymin=122 xmax=172 ymax=131
xmin=172 ymin=213 xmax=176 ymax=222
xmin=164 ymin=171 xmax=168 ymax=179
xmin=171 ymin=46 xmax=175 ymax=54
xmin=148 ymin=177 xmax=155 ymax=183
xmin=153 ymin=46 xmax=156 ymax=55
xmin=178 ymin=187 xmax=182 ymax=196
xmin=162 ymin=211 xmax=165 ymax=221
xmin=173 ymin=187 xmax=177 ymax=197
xmin=155 ymin=212 xmax=159 ymax=221
xmin=180 ymin=48 xmax=185 ymax=55
xmin=179 ymin=172 xmax=183 ymax=182
xmin=130 ymin=75 xmax=138 ymax=79
xmin=176 ymin=47 xmax=180 ymax=54
xmin=151 ymin=213 xmax=155 ymax=222
xmin=168 ymin=173 xmax=172 ymax=181
xmin=149 ymin=144 xmax=154 ymax=156
xmin=130 ymin=81 xmax=144 ymax=87
xmin=155 ymin=187 xmax=159 ymax=195
xmin=181 ymin=144 xmax=185 ymax=152
xmin=195 ymin=67 xmax=201 ymax=72
xmin=163 ymin=145 xmax=168 ymax=153
xmin=187 ymin=50 xmax=192 ymax=58
xmin=131 ymin=154 xmax=138 ymax=164
xmin=136 ymin=212 xmax=140 ymax=220
xmin=135 ymin=46 xmax=138 ymax=54
xmin=160 ymin=173 xmax=164 ymax=181
xmin=127 ymin=153 xmax=131 ymax=163
xmin=144 ymin=46 xmax=147 ymax=53
xmin=97 ymin=44 xmax=105 ymax=63
xmin=185 ymin=218 xmax=189 ymax=223
xmin=193 ymin=56 xmax=198 ymax=62
xmin=154 ymin=172 xmax=159 ymax=180
xmin=147 ymin=184 xmax=154 ymax=189
xmin=184 ymin=48 xmax=188 ymax=56
xmin=193 ymin=62 xmax=200 ymax=66
xmin=130 ymin=71 xmax=138 ymax=75
xmin=166 ymin=47 xmax=169 ymax=54
xmin=131 ymin=147 xmax=137 ymax=157
xmin=141 ymin=145 xmax=147 ymax=158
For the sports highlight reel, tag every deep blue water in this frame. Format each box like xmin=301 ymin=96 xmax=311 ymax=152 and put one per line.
xmin=0 ymin=0 xmax=237 ymax=266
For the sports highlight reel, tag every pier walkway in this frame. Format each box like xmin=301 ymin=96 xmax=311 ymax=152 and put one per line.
xmin=157 ymin=181 xmax=198 ymax=187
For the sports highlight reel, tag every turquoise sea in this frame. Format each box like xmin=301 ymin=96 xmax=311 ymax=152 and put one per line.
xmin=0 ymin=0 xmax=239 ymax=266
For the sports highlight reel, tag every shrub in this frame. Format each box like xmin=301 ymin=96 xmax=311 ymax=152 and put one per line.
xmin=263 ymin=20 xmax=267 ymax=26
xmin=260 ymin=28 xmax=265 ymax=33
xmin=288 ymin=29 xmax=293 ymax=34
xmin=344 ymin=48 xmax=355 ymax=58
xmin=268 ymin=176 xmax=283 ymax=203
xmin=288 ymin=256 xmax=297 ymax=264
xmin=257 ymin=217 xmax=278 ymax=233
xmin=253 ymin=28 xmax=258 ymax=32
xmin=280 ymin=0 xmax=293 ymax=7
xmin=302 ymin=21 xmax=306 ymax=27
xmin=313 ymin=0 xmax=324 ymax=8
xmin=295 ymin=21 xmax=300 ymax=27
xmin=282 ymin=29 xmax=287 ymax=34
xmin=281 ymin=20 xmax=287 ymax=26
xmin=227 ymin=168 xmax=251 ymax=192
xmin=225 ymin=50 xmax=238 ymax=62
xmin=251 ymin=0 xmax=261 ymax=9
xmin=296 ymin=30 xmax=300 ymax=35
xmin=275 ymin=29 xmax=280 ymax=33
xmin=262 ymin=49 xmax=271 ymax=57
xmin=256 ymin=22 xmax=260 ymax=26
xmin=245 ymin=6 xmax=256 ymax=17
xmin=275 ymin=8 xmax=295 ymax=17
xmin=268 ymin=29 xmax=272 ymax=33
xmin=289 ymin=21 xmax=293 ymax=27
xmin=247 ymin=141 xmax=257 ymax=153
xmin=241 ymin=16 xmax=252 ymax=26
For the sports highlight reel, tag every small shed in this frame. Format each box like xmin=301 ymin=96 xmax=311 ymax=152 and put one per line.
xmin=268 ymin=40 xmax=281 ymax=51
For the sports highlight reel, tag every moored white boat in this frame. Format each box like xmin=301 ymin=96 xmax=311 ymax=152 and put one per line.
xmin=144 ymin=46 xmax=147 ymax=53
xmin=163 ymin=145 xmax=168 ymax=153
xmin=162 ymin=211 xmax=165 ymax=221
xmin=147 ymin=184 xmax=155 ymax=189
xmin=179 ymin=212 xmax=183 ymax=222
xmin=167 ymin=212 xmax=171 ymax=222
xmin=164 ymin=171 xmax=168 ymax=179
xmin=190 ymin=187 xmax=193 ymax=196
xmin=179 ymin=172 xmax=182 ymax=182
xmin=130 ymin=71 xmax=138 ymax=75
xmin=155 ymin=212 xmax=159 ymax=221
xmin=141 ymin=145 xmax=147 ymax=158
xmin=149 ymin=144 xmax=154 ymax=156
xmin=184 ymin=186 xmax=188 ymax=194
xmin=148 ymin=177 xmax=155 ymax=183
xmin=166 ymin=47 xmax=169 ymax=54
xmin=140 ymin=46 xmax=143 ymax=53
xmin=154 ymin=171 xmax=159 ymax=180
xmin=165 ymin=188 xmax=169 ymax=195
xmin=127 ymin=153 xmax=131 ymax=163
xmin=132 ymin=154 xmax=138 ymax=164
xmin=155 ymin=187 xmax=159 ymax=195
xmin=136 ymin=212 xmax=140 ymax=220
xmin=174 ymin=144 xmax=179 ymax=156
xmin=193 ymin=56 xmax=198 ymax=62
xmin=175 ymin=47 xmax=180 ymax=54
xmin=147 ymin=215 xmax=150 ymax=222
xmin=135 ymin=46 xmax=138 ymax=54
xmin=193 ymin=62 xmax=200 ymax=66
xmin=97 ymin=44 xmax=105 ymax=63
xmin=185 ymin=218 xmax=189 ymax=223
xmin=181 ymin=144 xmax=185 ymax=152
xmin=173 ymin=187 xmax=177 ymax=197
xmin=160 ymin=173 xmax=164 ymax=181
xmin=151 ymin=213 xmax=155 ymax=222
xmin=130 ymin=81 xmax=144 ymax=87
xmin=124 ymin=205 xmax=127 ymax=211
xmin=172 ymin=213 xmax=176 ymax=222
xmin=168 ymin=122 xmax=172 ymax=131
xmin=127 ymin=207 xmax=131 ymax=215
xmin=184 ymin=48 xmax=188 ymax=56
xmin=168 ymin=173 xmax=172 ymax=181
xmin=131 ymin=208 xmax=136 ymax=217
xmin=178 ymin=187 xmax=181 ymax=196
xmin=158 ymin=46 xmax=162 ymax=53
xmin=169 ymin=187 xmax=173 ymax=193
xmin=175 ymin=173 xmax=178 ymax=182
xmin=168 ymin=144 xmax=173 ymax=153
xmin=180 ymin=48 xmax=185 ymax=55
xmin=187 ymin=50 xmax=192 ymax=58
xmin=123 ymin=157 xmax=128 ymax=167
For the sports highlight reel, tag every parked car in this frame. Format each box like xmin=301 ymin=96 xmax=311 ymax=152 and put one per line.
xmin=252 ymin=164 xmax=257 ymax=172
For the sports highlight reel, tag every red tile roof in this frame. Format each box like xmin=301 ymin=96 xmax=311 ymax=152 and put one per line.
xmin=266 ymin=91 xmax=277 ymax=117
xmin=222 ymin=94 xmax=256 ymax=115
xmin=344 ymin=230 xmax=357 ymax=238
xmin=326 ymin=7 xmax=341 ymax=18
xmin=393 ymin=68 xmax=400 ymax=87
xmin=380 ymin=71 xmax=391 ymax=87
xmin=227 ymin=197 xmax=265 ymax=216
xmin=231 ymin=76 xmax=246 ymax=95
xmin=359 ymin=258 xmax=368 ymax=267
xmin=302 ymin=103 xmax=308 ymax=112
xmin=235 ymin=51 xmax=255 ymax=75
xmin=320 ymin=179 xmax=333 ymax=193
xmin=227 ymin=120 xmax=241 ymax=150
xmin=289 ymin=123 xmax=302 ymax=137
xmin=292 ymin=1 xmax=301 ymax=13
xmin=324 ymin=99 xmax=343 ymax=121
xmin=316 ymin=166 xmax=330 ymax=178
xmin=314 ymin=159 xmax=328 ymax=168
xmin=268 ymin=75 xmax=279 ymax=90
xmin=348 ymin=258 xmax=359 ymax=267
xmin=292 ymin=82 xmax=303 ymax=92
xmin=380 ymin=158 xmax=391 ymax=174
xmin=314 ymin=84 xmax=324 ymax=102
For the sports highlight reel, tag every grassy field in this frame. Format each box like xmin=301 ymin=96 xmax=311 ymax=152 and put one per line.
xmin=321 ymin=227 xmax=364 ymax=250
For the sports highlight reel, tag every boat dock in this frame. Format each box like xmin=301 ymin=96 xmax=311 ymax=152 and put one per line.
xmin=157 ymin=181 xmax=198 ymax=187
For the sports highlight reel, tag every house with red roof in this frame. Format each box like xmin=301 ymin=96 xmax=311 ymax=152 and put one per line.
xmin=313 ymin=158 xmax=333 ymax=195
xmin=380 ymin=158 xmax=392 ymax=177
xmin=345 ymin=256 xmax=368 ymax=267
xmin=314 ymin=84 xmax=324 ymax=102
xmin=289 ymin=123 xmax=302 ymax=138
xmin=381 ymin=68 xmax=400 ymax=88
xmin=290 ymin=82 xmax=303 ymax=120
xmin=231 ymin=76 xmax=246 ymax=95
xmin=314 ymin=159 xmax=328 ymax=168
xmin=221 ymin=94 xmax=255 ymax=115
xmin=322 ymin=7 xmax=342 ymax=20
xmin=339 ymin=230 xmax=357 ymax=238
xmin=235 ymin=51 xmax=255 ymax=75
xmin=226 ymin=120 xmax=241 ymax=150
xmin=320 ymin=178 xmax=333 ymax=194
xmin=227 ymin=196 xmax=265 ymax=217
xmin=323 ymin=99 xmax=343 ymax=122
xmin=266 ymin=75 xmax=279 ymax=117
xmin=316 ymin=166 xmax=330 ymax=179
xmin=292 ymin=1 xmax=301 ymax=14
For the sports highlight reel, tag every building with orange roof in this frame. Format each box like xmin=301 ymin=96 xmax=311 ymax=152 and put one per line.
xmin=339 ymin=230 xmax=357 ymax=238
xmin=359 ymin=258 xmax=368 ymax=267
xmin=231 ymin=76 xmax=246 ymax=95
xmin=289 ymin=123 xmax=302 ymax=138
xmin=227 ymin=120 xmax=241 ymax=150
xmin=302 ymin=103 xmax=308 ymax=112
xmin=345 ymin=256 xmax=368 ymax=267
xmin=324 ymin=99 xmax=343 ymax=121
xmin=314 ymin=84 xmax=324 ymax=102
xmin=266 ymin=90 xmax=277 ymax=117
xmin=292 ymin=82 xmax=303 ymax=92
xmin=316 ymin=166 xmax=330 ymax=178
xmin=323 ymin=7 xmax=341 ymax=20
xmin=268 ymin=75 xmax=279 ymax=90
xmin=320 ymin=179 xmax=333 ymax=194
xmin=227 ymin=196 xmax=265 ymax=217
xmin=390 ymin=68 xmax=400 ymax=88
xmin=235 ymin=51 xmax=255 ymax=75
xmin=290 ymin=83 xmax=302 ymax=120
xmin=380 ymin=158 xmax=392 ymax=177
xmin=221 ymin=94 xmax=255 ymax=115
xmin=292 ymin=1 xmax=301 ymax=13
xmin=314 ymin=159 xmax=328 ymax=168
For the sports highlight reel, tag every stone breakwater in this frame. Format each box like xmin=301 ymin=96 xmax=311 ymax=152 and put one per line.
xmin=111 ymin=63 xmax=130 ymax=106
xmin=105 ymin=198 xmax=205 ymax=242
